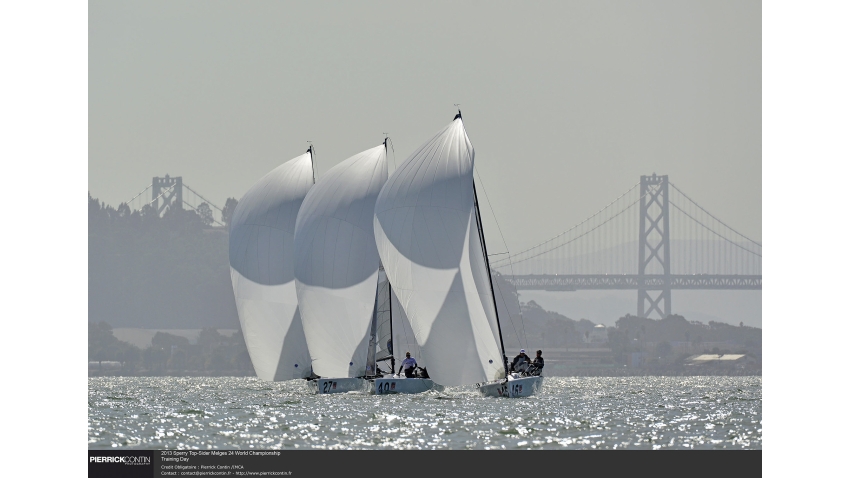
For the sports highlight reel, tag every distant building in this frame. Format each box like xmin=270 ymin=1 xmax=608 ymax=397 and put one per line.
xmin=686 ymin=353 xmax=748 ymax=363
xmin=588 ymin=324 xmax=608 ymax=343
xmin=685 ymin=354 xmax=757 ymax=371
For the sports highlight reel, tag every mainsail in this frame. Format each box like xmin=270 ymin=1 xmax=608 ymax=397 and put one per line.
xmin=228 ymin=150 xmax=314 ymax=381
xmin=373 ymin=116 xmax=505 ymax=386
xmin=294 ymin=144 xmax=389 ymax=378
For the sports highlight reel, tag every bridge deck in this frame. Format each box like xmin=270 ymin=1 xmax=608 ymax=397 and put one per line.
xmin=504 ymin=274 xmax=762 ymax=291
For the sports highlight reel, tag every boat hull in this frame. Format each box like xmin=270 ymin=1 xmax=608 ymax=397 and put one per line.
xmin=307 ymin=378 xmax=370 ymax=394
xmin=478 ymin=376 xmax=543 ymax=398
xmin=373 ymin=377 xmax=443 ymax=395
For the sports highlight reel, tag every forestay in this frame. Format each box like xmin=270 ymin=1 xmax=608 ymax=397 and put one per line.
xmin=295 ymin=144 xmax=388 ymax=378
xmin=373 ymin=118 xmax=505 ymax=386
xmin=229 ymin=151 xmax=314 ymax=381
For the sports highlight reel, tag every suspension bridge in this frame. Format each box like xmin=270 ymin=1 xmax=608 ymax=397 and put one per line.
xmin=490 ymin=174 xmax=761 ymax=320
xmin=123 ymin=175 xmax=229 ymax=227
xmin=123 ymin=173 xmax=761 ymax=321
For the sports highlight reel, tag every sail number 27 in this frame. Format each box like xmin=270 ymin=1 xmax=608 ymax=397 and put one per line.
xmin=321 ymin=381 xmax=337 ymax=393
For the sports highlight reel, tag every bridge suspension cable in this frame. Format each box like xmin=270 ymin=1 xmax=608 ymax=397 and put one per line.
xmin=489 ymin=177 xmax=760 ymax=278
xmin=182 ymin=183 xmax=224 ymax=213
xmin=490 ymin=182 xmax=641 ymax=268
xmin=668 ymin=201 xmax=762 ymax=257
xmin=669 ymin=182 xmax=761 ymax=247
xmin=124 ymin=184 xmax=152 ymax=206
xmin=150 ymin=183 xmax=176 ymax=205
xmin=495 ymin=193 xmax=645 ymax=269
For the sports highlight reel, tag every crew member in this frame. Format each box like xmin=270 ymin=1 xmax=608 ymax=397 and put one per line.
xmin=529 ymin=350 xmax=544 ymax=375
xmin=511 ymin=349 xmax=531 ymax=373
xmin=398 ymin=352 xmax=418 ymax=378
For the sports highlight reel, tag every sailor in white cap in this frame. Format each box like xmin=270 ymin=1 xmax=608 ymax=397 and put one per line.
xmin=510 ymin=349 xmax=531 ymax=374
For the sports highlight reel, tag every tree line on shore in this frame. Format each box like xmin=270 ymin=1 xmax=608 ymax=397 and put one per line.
xmin=89 ymin=193 xmax=239 ymax=329
xmin=89 ymin=321 xmax=254 ymax=375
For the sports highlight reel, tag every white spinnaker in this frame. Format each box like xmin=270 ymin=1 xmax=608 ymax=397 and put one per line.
xmin=295 ymin=144 xmax=388 ymax=378
xmin=228 ymin=151 xmax=314 ymax=381
xmin=373 ymin=118 xmax=505 ymax=386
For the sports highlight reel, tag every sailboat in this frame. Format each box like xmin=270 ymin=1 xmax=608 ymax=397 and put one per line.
xmin=228 ymin=147 xmax=316 ymax=382
xmin=294 ymin=140 xmax=395 ymax=394
xmin=373 ymin=111 xmax=543 ymax=398
xmin=372 ymin=264 xmax=443 ymax=394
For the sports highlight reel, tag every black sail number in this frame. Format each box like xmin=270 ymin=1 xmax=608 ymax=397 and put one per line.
xmin=377 ymin=381 xmax=396 ymax=393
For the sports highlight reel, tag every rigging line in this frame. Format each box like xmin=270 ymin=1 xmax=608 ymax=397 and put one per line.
xmin=472 ymin=166 xmax=528 ymax=348
xmin=669 ymin=200 xmax=761 ymax=257
xmin=499 ymin=194 xmax=645 ymax=267
xmin=490 ymin=182 xmax=641 ymax=265
xmin=124 ymin=184 xmax=152 ymax=207
xmin=492 ymin=275 xmax=526 ymax=350
xmin=182 ymin=184 xmax=224 ymax=212
xmin=514 ymin=270 xmax=529 ymax=348
xmin=669 ymin=182 xmax=761 ymax=247
xmin=472 ymin=167 xmax=512 ymax=258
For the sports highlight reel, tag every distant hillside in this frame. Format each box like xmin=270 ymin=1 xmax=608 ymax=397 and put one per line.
xmin=88 ymin=193 xmax=238 ymax=328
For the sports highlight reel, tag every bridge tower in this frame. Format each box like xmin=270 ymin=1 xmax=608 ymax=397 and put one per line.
xmin=638 ymin=174 xmax=671 ymax=319
xmin=151 ymin=175 xmax=183 ymax=216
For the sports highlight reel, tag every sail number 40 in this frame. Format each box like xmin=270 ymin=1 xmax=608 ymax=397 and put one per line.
xmin=377 ymin=381 xmax=396 ymax=393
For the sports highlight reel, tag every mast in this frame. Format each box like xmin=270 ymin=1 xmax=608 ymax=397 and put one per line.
xmin=381 ymin=137 xmax=396 ymax=376
xmin=305 ymin=143 xmax=316 ymax=380
xmin=375 ymin=138 xmax=395 ymax=375
xmin=388 ymin=274 xmax=396 ymax=375
xmin=473 ymin=183 xmax=510 ymax=381
xmin=463 ymin=111 xmax=510 ymax=381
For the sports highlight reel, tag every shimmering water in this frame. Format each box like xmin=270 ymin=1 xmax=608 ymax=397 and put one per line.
xmin=89 ymin=376 xmax=761 ymax=450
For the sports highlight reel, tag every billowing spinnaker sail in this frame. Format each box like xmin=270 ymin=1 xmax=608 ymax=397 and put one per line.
xmin=295 ymin=144 xmax=388 ymax=378
xmin=373 ymin=118 xmax=505 ymax=386
xmin=228 ymin=152 xmax=314 ymax=381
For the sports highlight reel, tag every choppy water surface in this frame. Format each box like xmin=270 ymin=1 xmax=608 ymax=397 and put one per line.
xmin=89 ymin=376 xmax=760 ymax=450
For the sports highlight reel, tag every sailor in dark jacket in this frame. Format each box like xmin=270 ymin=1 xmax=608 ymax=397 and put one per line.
xmin=524 ymin=350 xmax=544 ymax=376
xmin=533 ymin=350 xmax=544 ymax=368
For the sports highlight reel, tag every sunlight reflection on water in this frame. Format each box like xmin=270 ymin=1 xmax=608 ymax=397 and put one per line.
xmin=88 ymin=376 xmax=761 ymax=450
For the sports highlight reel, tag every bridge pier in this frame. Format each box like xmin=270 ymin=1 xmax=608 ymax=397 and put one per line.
xmin=638 ymin=174 xmax=671 ymax=319
xmin=151 ymin=175 xmax=183 ymax=216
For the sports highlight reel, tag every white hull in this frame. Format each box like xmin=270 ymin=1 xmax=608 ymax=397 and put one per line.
xmin=307 ymin=378 xmax=370 ymax=394
xmin=478 ymin=375 xmax=543 ymax=398
xmin=373 ymin=377 xmax=443 ymax=395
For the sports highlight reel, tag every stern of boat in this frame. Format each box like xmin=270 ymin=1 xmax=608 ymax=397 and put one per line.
xmin=478 ymin=375 xmax=543 ymax=398
xmin=308 ymin=377 xmax=370 ymax=394
xmin=373 ymin=377 xmax=442 ymax=394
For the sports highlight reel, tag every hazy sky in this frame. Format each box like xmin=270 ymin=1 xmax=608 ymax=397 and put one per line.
xmin=89 ymin=0 xmax=760 ymax=255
